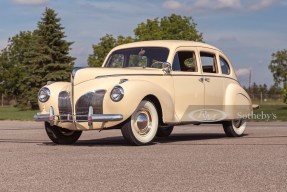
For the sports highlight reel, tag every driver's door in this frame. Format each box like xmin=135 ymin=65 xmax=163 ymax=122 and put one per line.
xmin=171 ymin=47 xmax=205 ymax=122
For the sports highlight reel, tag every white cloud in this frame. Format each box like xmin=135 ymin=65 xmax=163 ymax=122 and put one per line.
xmin=11 ymin=0 xmax=49 ymax=6
xmin=248 ymin=0 xmax=278 ymax=11
xmin=236 ymin=68 xmax=251 ymax=77
xmin=194 ymin=0 xmax=241 ymax=10
xmin=162 ymin=0 xmax=184 ymax=10
xmin=162 ymin=0 xmax=280 ymax=12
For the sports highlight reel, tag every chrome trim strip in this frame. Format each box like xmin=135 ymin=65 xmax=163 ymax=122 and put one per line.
xmin=96 ymin=74 xmax=164 ymax=79
xmin=95 ymin=73 xmax=238 ymax=83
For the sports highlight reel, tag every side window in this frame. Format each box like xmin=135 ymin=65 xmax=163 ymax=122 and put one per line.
xmin=220 ymin=56 xmax=230 ymax=75
xmin=107 ymin=54 xmax=124 ymax=68
xmin=200 ymin=52 xmax=218 ymax=73
xmin=172 ymin=51 xmax=197 ymax=72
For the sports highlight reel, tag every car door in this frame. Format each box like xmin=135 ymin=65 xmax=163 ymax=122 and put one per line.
xmin=198 ymin=48 xmax=225 ymax=121
xmin=171 ymin=47 xmax=205 ymax=122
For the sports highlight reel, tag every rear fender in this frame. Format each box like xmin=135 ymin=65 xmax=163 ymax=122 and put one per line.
xmin=224 ymin=84 xmax=252 ymax=119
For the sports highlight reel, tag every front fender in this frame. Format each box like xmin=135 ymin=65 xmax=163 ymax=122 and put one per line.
xmin=37 ymin=82 xmax=71 ymax=115
xmin=103 ymin=79 xmax=175 ymax=124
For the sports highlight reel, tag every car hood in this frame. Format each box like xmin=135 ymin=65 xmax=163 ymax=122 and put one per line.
xmin=73 ymin=67 xmax=163 ymax=85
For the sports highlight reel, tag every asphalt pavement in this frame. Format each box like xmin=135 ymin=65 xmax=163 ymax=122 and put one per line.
xmin=0 ymin=121 xmax=286 ymax=192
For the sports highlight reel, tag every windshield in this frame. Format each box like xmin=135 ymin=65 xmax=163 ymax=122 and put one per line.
xmin=105 ymin=47 xmax=169 ymax=68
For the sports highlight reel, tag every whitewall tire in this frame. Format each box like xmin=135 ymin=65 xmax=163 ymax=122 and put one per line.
xmin=223 ymin=119 xmax=246 ymax=137
xmin=121 ymin=100 xmax=158 ymax=145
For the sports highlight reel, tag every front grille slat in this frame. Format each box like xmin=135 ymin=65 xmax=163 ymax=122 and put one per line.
xmin=75 ymin=90 xmax=106 ymax=121
xmin=58 ymin=91 xmax=72 ymax=121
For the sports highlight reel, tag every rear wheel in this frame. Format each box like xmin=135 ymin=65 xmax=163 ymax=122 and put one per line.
xmin=156 ymin=125 xmax=174 ymax=137
xmin=223 ymin=119 xmax=246 ymax=137
xmin=45 ymin=122 xmax=82 ymax=144
xmin=121 ymin=100 xmax=158 ymax=146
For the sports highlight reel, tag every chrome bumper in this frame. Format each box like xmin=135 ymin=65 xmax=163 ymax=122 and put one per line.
xmin=34 ymin=106 xmax=123 ymax=126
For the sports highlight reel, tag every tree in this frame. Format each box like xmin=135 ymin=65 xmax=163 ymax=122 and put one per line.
xmin=0 ymin=8 xmax=75 ymax=109
xmin=250 ymin=82 xmax=259 ymax=99
xmin=88 ymin=14 xmax=203 ymax=67
xmin=88 ymin=35 xmax=133 ymax=67
xmin=0 ymin=31 xmax=34 ymax=98
xmin=268 ymin=84 xmax=281 ymax=95
xmin=258 ymin=84 xmax=268 ymax=98
xmin=134 ymin=14 xmax=203 ymax=41
xmin=268 ymin=49 xmax=287 ymax=103
xmin=0 ymin=50 xmax=8 ymax=96
xmin=18 ymin=8 xmax=75 ymax=108
xmin=36 ymin=8 xmax=75 ymax=81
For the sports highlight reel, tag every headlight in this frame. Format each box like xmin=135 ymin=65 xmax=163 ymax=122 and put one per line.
xmin=110 ymin=86 xmax=124 ymax=102
xmin=38 ymin=87 xmax=50 ymax=103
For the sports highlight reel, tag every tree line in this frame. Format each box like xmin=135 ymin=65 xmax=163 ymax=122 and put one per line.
xmin=0 ymin=8 xmax=286 ymax=109
xmin=243 ymin=83 xmax=282 ymax=101
xmin=0 ymin=8 xmax=74 ymax=108
xmin=87 ymin=14 xmax=203 ymax=67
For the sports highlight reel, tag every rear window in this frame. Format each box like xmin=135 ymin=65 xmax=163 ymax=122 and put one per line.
xmin=220 ymin=57 xmax=230 ymax=75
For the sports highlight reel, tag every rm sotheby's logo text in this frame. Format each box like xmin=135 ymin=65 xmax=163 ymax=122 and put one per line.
xmin=189 ymin=109 xmax=277 ymax=122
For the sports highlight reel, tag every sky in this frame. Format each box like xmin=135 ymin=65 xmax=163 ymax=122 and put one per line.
xmin=0 ymin=0 xmax=286 ymax=87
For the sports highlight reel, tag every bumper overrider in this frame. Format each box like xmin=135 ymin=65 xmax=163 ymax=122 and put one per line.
xmin=34 ymin=106 xmax=123 ymax=126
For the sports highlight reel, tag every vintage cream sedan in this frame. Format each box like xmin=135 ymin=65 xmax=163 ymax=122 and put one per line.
xmin=34 ymin=40 xmax=252 ymax=145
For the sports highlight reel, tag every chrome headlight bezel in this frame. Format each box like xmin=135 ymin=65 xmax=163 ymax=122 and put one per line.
xmin=110 ymin=86 xmax=124 ymax=102
xmin=38 ymin=87 xmax=51 ymax=103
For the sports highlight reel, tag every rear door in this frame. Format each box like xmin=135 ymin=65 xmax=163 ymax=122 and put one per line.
xmin=198 ymin=48 xmax=225 ymax=121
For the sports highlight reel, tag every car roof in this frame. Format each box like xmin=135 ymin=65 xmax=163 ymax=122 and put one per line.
xmin=113 ymin=40 xmax=221 ymax=52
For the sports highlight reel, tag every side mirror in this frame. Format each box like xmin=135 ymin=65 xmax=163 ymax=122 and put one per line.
xmin=162 ymin=62 xmax=172 ymax=74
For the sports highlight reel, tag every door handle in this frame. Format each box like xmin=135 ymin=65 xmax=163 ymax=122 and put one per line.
xmin=198 ymin=78 xmax=204 ymax=83
xmin=205 ymin=78 xmax=210 ymax=82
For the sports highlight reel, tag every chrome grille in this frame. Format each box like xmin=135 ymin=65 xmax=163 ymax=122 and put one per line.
xmin=76 ymin=90 xmax=106 ymax=121
xmin=58 ymin=91 xmax=72 ymax=121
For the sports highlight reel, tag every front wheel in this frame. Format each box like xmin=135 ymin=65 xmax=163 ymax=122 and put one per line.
xmin=121 ymin=100 xmax=158 ymax=146
xmin=45 ymin=122 xmax=82 ymax=144
xmin=223 ymin=119 xmax=246 ymax=137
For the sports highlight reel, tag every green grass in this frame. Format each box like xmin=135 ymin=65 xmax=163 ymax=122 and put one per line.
xmin=252 ymin=104 xmax=287 ymax=121
xmin=252 ymin=99 xmax=284 ymax=106
xmin=0 ymin=107 xmax=37 ymax=121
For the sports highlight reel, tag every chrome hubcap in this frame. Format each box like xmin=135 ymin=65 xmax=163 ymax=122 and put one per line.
xmin=135 ymin=110 xmax=151 ymax=135
xmin=137 ymin=113 xmax=148 ymax=129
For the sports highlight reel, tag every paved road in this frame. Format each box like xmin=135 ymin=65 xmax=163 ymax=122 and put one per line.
xmin=0 ymin=121 xmax=286 ymax=192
